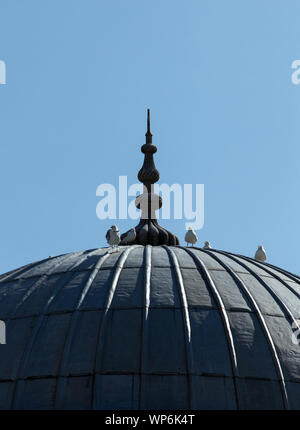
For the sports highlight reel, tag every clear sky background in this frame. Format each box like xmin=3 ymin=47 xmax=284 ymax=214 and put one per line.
xmin=0 ymin=0 xmax=299 ymax=274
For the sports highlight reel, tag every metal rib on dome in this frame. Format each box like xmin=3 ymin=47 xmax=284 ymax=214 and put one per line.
xmin=179 ymin=246 xmax=240 ymax=409
xmin=54 ymin=250 xmax=111 ymax=409
xmin=120 ymin=110 xmax=179 ymax=246
xmin=92 ymin=246 xmax=139 ymax=409
xmin=232 ymin=252 xmax=300 ymax=286
xmin=163 ymin=246 xmax=195 ymax=409
xmin=10 ymin=249 xmax=104 ymax=409
xmin=138 ymin=245 xmax=152 ymax=410
xmin=198 ymin=248 xmax=289 ymax=409
xmin=215 ymin=250 xmax=300 ymax=334
xmin=0 ymin=246 xmax=300 ymax=410
xmin=233 ymin=254 xmax=300 ymax=300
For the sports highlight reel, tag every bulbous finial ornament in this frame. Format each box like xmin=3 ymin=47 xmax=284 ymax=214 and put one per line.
xmin=137 ymin=109 xmax=160 ymax=187
xmin=120 ymin=109 xmax=179 ymax=246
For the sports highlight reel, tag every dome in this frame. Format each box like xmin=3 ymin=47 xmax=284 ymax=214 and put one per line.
xmin=0 ymin=245 xmax=300 ymax=410
xmin=2 ymin=109 xmax=299 ymax=410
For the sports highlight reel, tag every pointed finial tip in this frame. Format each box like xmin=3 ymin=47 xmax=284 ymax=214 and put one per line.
xmin=146 ymin=108 xmax=152 ymax=138
xmin=147 ymin=108 xmax=151 ymax=132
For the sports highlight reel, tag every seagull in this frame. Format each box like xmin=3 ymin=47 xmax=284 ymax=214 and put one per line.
xmin=203 ymin=241 xmax=211 ymax=249
xmin=185 ymin=227 xmax=198 ymax=247
xmin=121 ymin=228 xmax=136 ymax=245
xmin=254 ymin=245 xmax=267 ymax=262
xmin=106 ymin=225 xmax=121 ymax=249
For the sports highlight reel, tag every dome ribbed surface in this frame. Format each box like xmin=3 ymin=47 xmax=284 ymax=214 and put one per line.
xmin=0 ymin=245 xmax=300 ymax=410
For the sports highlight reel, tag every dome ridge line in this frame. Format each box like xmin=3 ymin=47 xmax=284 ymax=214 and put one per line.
xmin=236 ymin=252 xmax=300 ymax=285
xmin=179 ymin=246 xmax=240 ymax=409
xmin=11 ymin=275 xmax=74 ymax=408
xmin=211 ymin=248 xmax=300 ymax=382
xmin=138 ymin=244 xmax=152 ymax=409
xmin=200 ymin=247 xmax=290 ymax=410
xmin=10 ymin=252 xmax=77 ymax=319
xmin=224 ymin=253 xmax=300 ymax=301
xmin=163 ymin=246 xmax=196 ymax=409
xmin=0 ymin=257 xmax=56 ymax=283
xmin=54 ymin=250 xmax=111 ymax=409
xmin=10 ymin=249 xmax=101 ymax=409
xmin=212 ymin=249 xmax=300 ymax=336
xmin=92 ymin=245 xmax=139 ymax=409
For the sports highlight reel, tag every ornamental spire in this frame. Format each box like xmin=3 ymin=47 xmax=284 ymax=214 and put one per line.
xmin=146 ymin=108 xmax=152 ymax=143
xmin=138 ymin=109 xmax=160 ymax=191
xmin=120 ymin=109 xmax=179 ymax=246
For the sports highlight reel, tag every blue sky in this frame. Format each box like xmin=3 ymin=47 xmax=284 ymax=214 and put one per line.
xmin=0 ymin=0 xmax=299 ymax=274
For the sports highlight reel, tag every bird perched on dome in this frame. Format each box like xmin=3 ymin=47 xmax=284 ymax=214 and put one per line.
xmin=203 ymin=241 xmax=211 ymax=249
xmin=120 ymin=228 xmax=136 ymax=245
xmin=255 ymin=245 xmax=267 ymax=262
xmin=106 ymin=225 xmax=121 ymax=249
xmin=185 ymin=227 xmax=198 ymax=247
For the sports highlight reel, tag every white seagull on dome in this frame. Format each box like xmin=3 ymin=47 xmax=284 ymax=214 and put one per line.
xmin=106 ymin=225 xmax=121 ymax=250
xmin=185 ymin=227 xmax=198 ymax=247
xmin=254 ymin=245 xmax=267 ymax=262
xmin=203 ymin=241 xmax=211 ymax=249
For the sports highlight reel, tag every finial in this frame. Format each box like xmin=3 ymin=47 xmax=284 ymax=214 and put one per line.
xmin=145 ymin=108 xmax=152 ymax=145
xmin=120 ymin=110 xmax=179 ymax=246
xmin=147 ymin=108 xmax=152 ymax=136
xmin=138 ymin=109 xmax=159 ymax=188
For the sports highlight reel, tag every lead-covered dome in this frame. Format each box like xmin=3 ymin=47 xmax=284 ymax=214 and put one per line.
xmin=0 ymin=245 xmax=300 ymax=410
